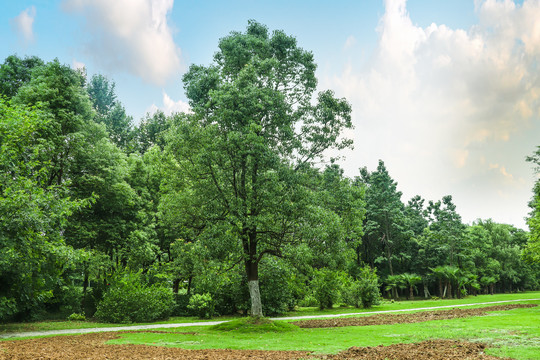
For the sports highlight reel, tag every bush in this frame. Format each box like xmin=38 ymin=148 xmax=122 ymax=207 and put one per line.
xmin=187 ymin=293 xmax=214 ymax=319
xmin=311 ymin=269 xmax=343 ymax=309
xmin=67 ymin=312 xmax=86 ymax=321
xmin=259 ymin=258 xmax=297 ymax=316
xmin=298 ymin=294 xmax=319 ymax=307
xmin=172 ymin=291 xmax=190 ymax=316
xmin=48 ymin=285 xmax=83 ymax=315
xmin=193 ymin=268 xmax=248 ymax=316
xmin=94 ymin=271 xmax=175 ymax=323
xmin=344 ymin=266 xmax=381 ymax=308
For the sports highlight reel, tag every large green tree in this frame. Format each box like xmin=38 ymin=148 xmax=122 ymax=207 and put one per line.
xmin=0 ymin=99 xmax=81 ymax=320
xmin=359 ymin=160 xmax=408 ymax=277
xmin=87 ymin=74 xmax=134 ymax=151
xmin=526 ymin=146 xmax=540 ymax=263
xmin=168 ymin=21 xmax=352 ymax=316
xmin=0 ymin=55 xmax=44 ymax=98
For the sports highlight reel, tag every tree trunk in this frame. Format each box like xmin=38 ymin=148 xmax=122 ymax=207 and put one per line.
xmin=409 ymin=285 xmax=414 ymax=300
xmin=248 ymin=280 xmax=263 ymax=317
xmin=244 ymin=238 xmax=263 ymax=317
xmin=172 ymin=278 xmax=180 ymax=294
xmin=423 ymin=283 xmax=430 ymax=299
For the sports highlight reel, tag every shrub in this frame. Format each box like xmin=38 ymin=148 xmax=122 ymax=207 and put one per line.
xmin=48 ymin=285 xmax=83 ymax=315
xmin=187 ymin=293 xmax=214 ymax=319
xmin=311 ymin=269 xmax=343 ymax=309
xmin=345 ymin=266 xmax=381 ymax=308
xmin=193 ymin=268 xmax=248 ymax=316
xmin=259 ymin=258 xmax=297 ymax=316
xmin=298 ymin=294 xmax=319 ymax=307
xmin=172 ymin=290 xmax=190 ymax=316
xmin=95 ymin=271 xmax=175 ymax=323
xmin=67 ymin=312 xmax=86 ymax=321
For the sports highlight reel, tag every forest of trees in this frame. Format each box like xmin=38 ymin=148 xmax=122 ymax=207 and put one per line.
xmin=1 ymin=22 xmax=539 ymax=323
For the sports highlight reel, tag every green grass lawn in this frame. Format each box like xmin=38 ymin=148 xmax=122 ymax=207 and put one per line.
xmin=108 ymin=302 xmax=540 ymax=359
xmin=1 ymin=291 xmax=539 ymax=334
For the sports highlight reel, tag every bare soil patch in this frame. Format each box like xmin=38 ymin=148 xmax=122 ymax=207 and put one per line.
xmin=0 ymin=332 xmax=309 ymax=360
xmin=327 ymin=339 xmax=508 ymax=359
xmin=292 ymin=303 xmax=537 ymax=328
xmin=0 ymin=333 xmax=506 ymax=360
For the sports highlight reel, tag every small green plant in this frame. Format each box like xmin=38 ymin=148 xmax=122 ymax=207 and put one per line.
xmin=187 ymin=293 xmax=215 ymax=319
xmin=67 ymin=312 xmax=86 ymax=321
xmin=298 ymin=294 xmax=319 ymax=307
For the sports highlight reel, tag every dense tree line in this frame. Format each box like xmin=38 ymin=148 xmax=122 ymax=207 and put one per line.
xmin=1 ymin=22 xmax=539 ymax=323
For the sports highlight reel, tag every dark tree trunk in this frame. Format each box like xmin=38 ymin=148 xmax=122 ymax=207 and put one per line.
xmin=172 ymin=278 xmax=180 ymax=294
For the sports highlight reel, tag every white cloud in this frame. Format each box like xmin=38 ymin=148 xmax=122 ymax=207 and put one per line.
xmin=72 ymin=59 xmax=86 ymax=71
xmin=10 ymin=6 xmax=36 ymax=44
xmin=324 ymin=0 xmax=540 ymax=228
xmin=63 ymin=0 xmax=183 ymax=86
xmin=344 ymin=35 xmax=357 ymax=50
xmin=146 ymin=91 xmax=190 ymax=116
xmin=162 ymin=91 xmax=190 ymax=114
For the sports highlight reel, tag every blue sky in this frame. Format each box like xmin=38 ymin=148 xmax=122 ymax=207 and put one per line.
xmin=1 ymin=0 xmax=538 ymax=229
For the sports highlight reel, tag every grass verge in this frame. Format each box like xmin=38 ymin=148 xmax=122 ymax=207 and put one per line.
xmin=107 ymin=300 xmax=540 ymax=359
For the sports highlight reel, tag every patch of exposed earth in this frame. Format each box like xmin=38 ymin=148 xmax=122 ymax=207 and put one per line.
xmin=0 ymin=333 xmax=507 ymax=360
xmin=327 ymin=339 xmax=509 ymax=359
xmin=292 ymin=303 xmax=537 ymax=328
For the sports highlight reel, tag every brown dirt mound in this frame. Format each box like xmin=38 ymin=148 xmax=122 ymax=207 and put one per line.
xmin=328 ymin=339 xmax=508 ymax=360
xmin=292 ymin=303 xmax=537 ymax=328
xmin=0 ymin=332 xmax=309 ymax=360
xmin=0 ymin=334 xmax=507 ymax=360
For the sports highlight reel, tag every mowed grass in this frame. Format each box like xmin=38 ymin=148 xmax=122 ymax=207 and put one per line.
xmin=2 ymin=291 xmax=539 ymax=334
xmin=108 ymin=299 xmax=540 ymax=359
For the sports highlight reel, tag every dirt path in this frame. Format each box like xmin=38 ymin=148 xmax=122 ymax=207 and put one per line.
xmin=1 ymin=298 xmax=538 ymax=339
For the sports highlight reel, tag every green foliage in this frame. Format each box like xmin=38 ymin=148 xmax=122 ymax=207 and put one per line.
xmin=344 ymin=266 xmax=382 ymax=308
xmin=298 ymin=294 xmax=319 ymax=307
xmin=172 ymin=292 xmax=191 ymax=316
xmin=67 ymin=312 xmax=86 ymax=321
xmin=359 ymin=160 xmax=409 ymax=277
xmin=192 ymin=267 xmax=248 ymax=316
xmin=259 ymin=258 xmax=297 ymax=315
xmin=0 ymin=55 xmax=44 ymax=98
xmin=87 ymin=74 xmax=134 ymax=151
xmin=312 ymin=269 xmax=343 ymax=309
xmin=172 ymin=20 xmax=353 ymax=316
xmin=187 ymin=293 xmax=215 ymax=319
xmin=526 ymin=146 xmax=540 ymax=263
xmin=397 ymin=273 xmax=422 ymax=300
xmin=94 ymin=271 xmax=174 ymax=323
xmin=0 ymin=99 xmax=82 ymax=321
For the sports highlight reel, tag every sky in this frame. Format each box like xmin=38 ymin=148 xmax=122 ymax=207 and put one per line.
xmin=1 ymin=0 xmax=539 ymax=230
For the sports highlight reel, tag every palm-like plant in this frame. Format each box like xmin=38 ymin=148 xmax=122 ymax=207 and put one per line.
xmin=398 ymin=273 xmax=422 ymax=300
xmin=384 ymin=275 xmax=401 ymax=300
xmin=430 ymin=265 xmax=460 ymax=298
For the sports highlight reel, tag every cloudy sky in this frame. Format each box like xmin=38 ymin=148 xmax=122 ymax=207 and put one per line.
xmin=2 ymin=0 xmax=539 ymax=229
